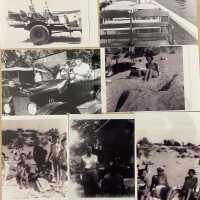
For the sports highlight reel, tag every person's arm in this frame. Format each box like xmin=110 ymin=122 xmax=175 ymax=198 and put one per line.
xmin=47 ymin=146 xmax=53 ymax=161
xmin=155 ymin=63 xmax=159 ymax=76
xmin=165 ymin=175 xmax=170 ymax=188
xmin=150 ymin=175 xmax=156 ymax=191
xmin=186 ymin=189 xmax=192 ymax=200
xmin=80 ymin=157 xmax=85 ymax=181
xmin=194 ymin=177 xmax=198 ymax=191
xmin=80 ymin=157 xmax=85 ymax=173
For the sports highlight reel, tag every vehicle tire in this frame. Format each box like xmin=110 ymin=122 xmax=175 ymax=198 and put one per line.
xmin=30 ymin=25 xmax=50 ymax=45
xmin=52 ymin=104 xmax=80 ymax=114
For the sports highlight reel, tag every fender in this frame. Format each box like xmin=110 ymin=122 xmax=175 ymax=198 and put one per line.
xmin=26 ymin=21 xmax=48 ymax=30
xmin=36 ymin=102 xmax=80 ymax=115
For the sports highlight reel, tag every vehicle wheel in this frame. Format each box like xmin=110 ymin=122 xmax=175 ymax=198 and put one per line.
xmin=30 ymin=25 xmax=50 ymax=45
xmin=52 ymin=104 xmax=80 ymax=114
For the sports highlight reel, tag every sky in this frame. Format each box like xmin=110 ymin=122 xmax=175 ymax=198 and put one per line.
xmin=136 ymin=112 xmax=200 ymax=145
xmin=2 ymin=117 xmax=68 ymax=134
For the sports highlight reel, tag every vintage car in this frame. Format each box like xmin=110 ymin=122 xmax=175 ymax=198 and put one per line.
xmin=2 ymin=66 xmax=101 ymax=115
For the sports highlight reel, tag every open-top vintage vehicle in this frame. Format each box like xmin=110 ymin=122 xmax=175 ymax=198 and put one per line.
xmin=2 ymin=66 xmax=101 ymax=115
xmin=7 ymin=0 xmax=82 ymax=45
xmin=100 ymin=0 xmax=175 ymax=46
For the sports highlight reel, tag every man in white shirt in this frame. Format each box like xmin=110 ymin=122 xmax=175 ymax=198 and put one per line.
xmin=80 ymin=146 xmax=99 ymax=196
xmin=73 ymin=59 xmax=92 ymax=81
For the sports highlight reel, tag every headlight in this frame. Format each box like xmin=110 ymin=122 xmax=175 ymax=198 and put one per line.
xmin=4 ymin=104 xmax=11 ymax=114
xmin=28 ymin=102 xmax=37 ymax=115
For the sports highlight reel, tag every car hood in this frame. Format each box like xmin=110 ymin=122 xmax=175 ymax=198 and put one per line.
xmin=25 ymin=79 xmax=69 ymax=95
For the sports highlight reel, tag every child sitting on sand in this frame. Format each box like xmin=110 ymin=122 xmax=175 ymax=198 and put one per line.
xmin=16 ymin=153 xmax=30 ymax=189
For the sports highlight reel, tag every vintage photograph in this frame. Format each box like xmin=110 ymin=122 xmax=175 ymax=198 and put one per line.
xmin=136 ymin=112 xmax=200 ymax=200
xmin=2 ymin=49 xmax=101 ymax=115
xmin=100 ymin=0 xmax=198 ymax=47
xmin=69 ymin=116 xmax=135 ymax=198
xmin=1 ymin=0 xmax=98 ymax=48
xmin=2 ymin=117 xmax=68 ymax=200
xmin=105 ymin=46 xmax=185 ymax=112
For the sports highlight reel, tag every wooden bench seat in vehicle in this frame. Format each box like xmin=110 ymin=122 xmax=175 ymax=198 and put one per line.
xmin=100 ymin=9 xmax=174 ymax=46
xmin=100 ymin=10 xmax=133 ymax=46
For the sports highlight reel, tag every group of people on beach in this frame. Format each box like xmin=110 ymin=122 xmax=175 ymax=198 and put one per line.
xmin=138 ymin=165 xmax=199 ymax=200
xmin=2 ymin=134 xmax=67 ymax=192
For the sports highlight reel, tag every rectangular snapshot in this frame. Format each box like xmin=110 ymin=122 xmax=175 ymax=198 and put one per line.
xmin=68 ymin=114 xmax=135 ymax=199
xmin=104 ymin=46 xmax=185 ymax=112
xmin=2 ymin=49 xmax=101 ymax=115
xmin=136 ymin=112 xmax=200 ymax=200
xmin=100 ymin=0 xmax=198 ymax=47
xmin=1 ymin=0 xmax=99 ymax=48
xmin=2 ymin=116 xmax=68 ymax=200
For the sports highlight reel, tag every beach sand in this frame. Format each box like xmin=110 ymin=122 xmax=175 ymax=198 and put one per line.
xmin=106 ymin=48 xmax=185 ymax=112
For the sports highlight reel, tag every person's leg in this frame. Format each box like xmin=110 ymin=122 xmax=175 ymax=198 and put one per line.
xmin=57 ymin=161 xmax=61 ymax=185
xmin=24 ymin=173 xmax=29 ymax=189
xmin=140 ymin=194 xmax=145 ymax=200
xmin=90 ymin=170 xmax=99 ymax=195
xmin=52 ymin=158 xmax=58 ymax=183
xmin=148 ymin=69 xmax=153 ymax=80
xmin=185 ymin=189 xmax=192 ymax=200
xmin=144 ymin=69 xmax=150 ymax=81
xmin=166 ymin=187 xmax=173 ymax=200
xmin=16 ymin=174 xmax=23 ymax=189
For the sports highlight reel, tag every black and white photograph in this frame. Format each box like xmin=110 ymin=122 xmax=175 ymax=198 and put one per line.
xmin=69 ymin=116 xmax=135 ymax=198
xmin=2 ymin=49 xmax=101 ymax=115
xmin=100 ymin=0 xmax=198 ymax=47
xmin=2 ymin=117 xmax=68 ymax=200
xmin=105 ymin=46 xmax=185 ymax=112
xmin=136 ymin=112 xmax=200 ymax=200
xmin=1 ymin=0 xmax=99 ymax=48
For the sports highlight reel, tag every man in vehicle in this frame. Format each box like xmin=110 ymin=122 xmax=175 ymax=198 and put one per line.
xmin=73 ymin=58 xmax=92 ymax=81
xmin=80 ymin=146 xmax=99 ymax=196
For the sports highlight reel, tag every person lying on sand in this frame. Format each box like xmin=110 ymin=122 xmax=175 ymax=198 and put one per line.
xmin=150 ymin=167 xmax=173 ymax=200
xmin=144 ymin=56 xmax=159 ymax=81
xmin=181 ymin=169 xmax=198 ymax=200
